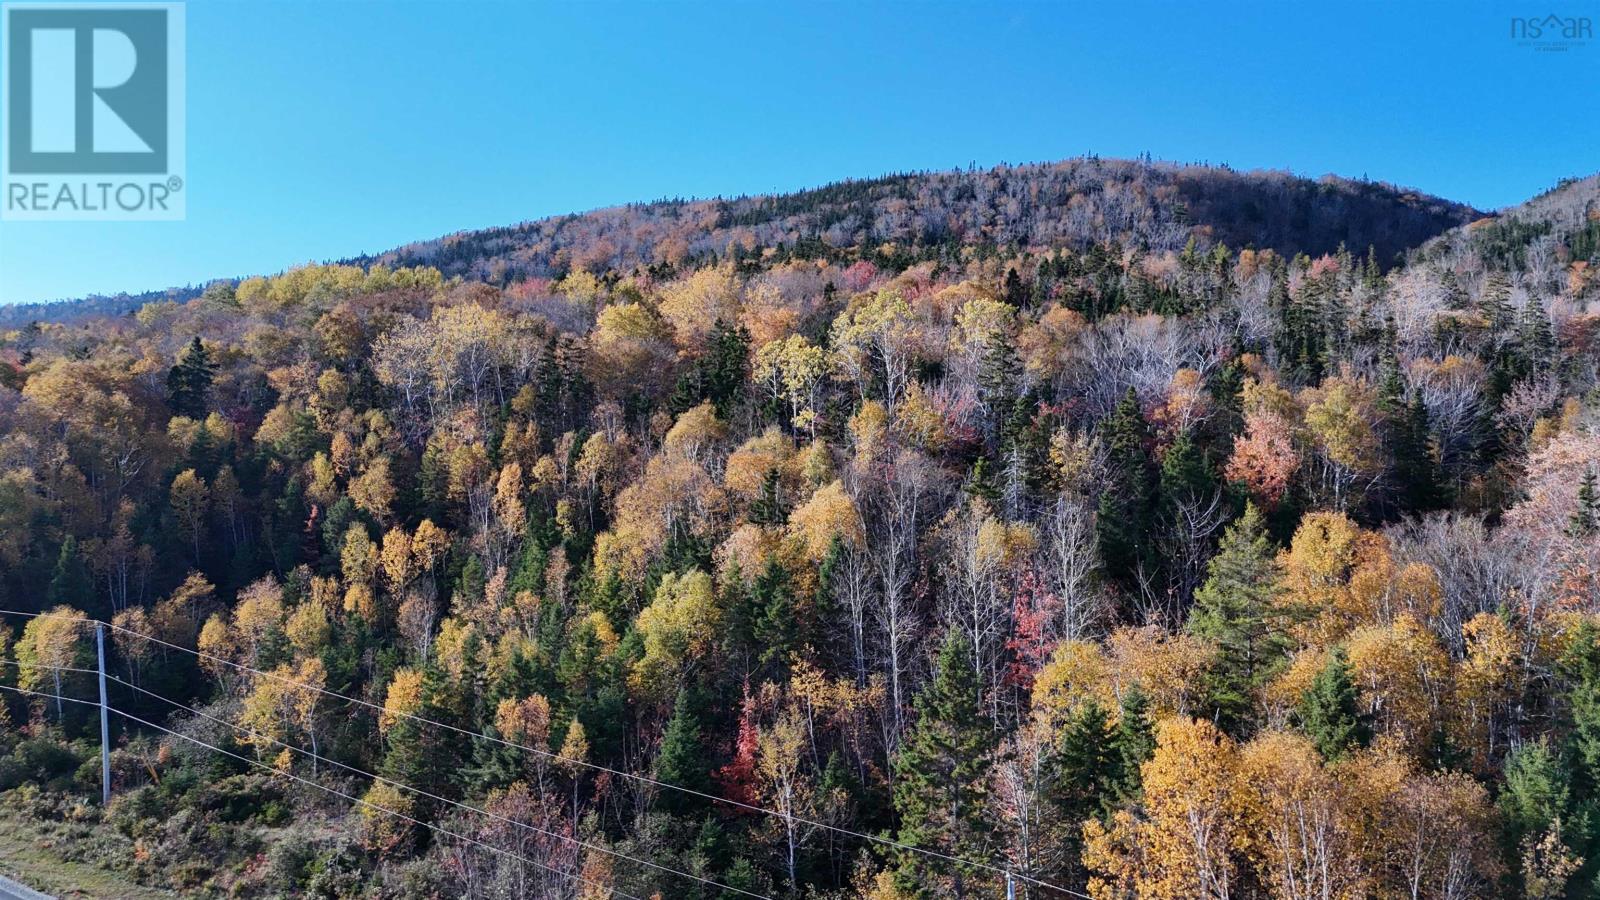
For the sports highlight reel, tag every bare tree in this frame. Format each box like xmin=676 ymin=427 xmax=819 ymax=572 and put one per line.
xmin=1041 ymin=493 xmax=1104 ymax=641
xmin=859 ymin=447 xmax=948 ymax=741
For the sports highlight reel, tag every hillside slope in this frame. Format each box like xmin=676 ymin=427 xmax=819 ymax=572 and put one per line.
xmin=7 ymin=162 xmax=1600 ymax=900
xmin=359 ymin=158 xmax=1480 ymax=284
xmin=1 ymin=159 xmax=1481 ymax=328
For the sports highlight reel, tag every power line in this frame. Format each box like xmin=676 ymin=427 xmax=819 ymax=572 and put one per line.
xmin=2 ymin=608 xmax=1082 ymax=897
xmin=0 ymin=681 xmax=100 ymax=709
xmin=104 ymin=672 xmax=775 ymax=900
xmin=2 ymin=669 xmax=733 ymax=900
xmin=105 ymin=706 xmax=647 ymax=900
xmin=0 ymin=657 xmax=100 ymax=677
xmin=102 ymin=617 xmax=1074 ymax=894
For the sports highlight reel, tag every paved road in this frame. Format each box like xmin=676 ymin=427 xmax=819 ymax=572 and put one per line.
xmin=0 ymin=874 xmax=53 ymax=900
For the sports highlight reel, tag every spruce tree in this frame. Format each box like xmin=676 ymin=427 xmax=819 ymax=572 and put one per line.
xmin=964 ymin=456 xmax=1001 ymax=504
xmin=1095 ymin=388 xmax=1155 ymax=587
xmin=1297 ymin=648 xmax=1371 ymax=760
xmin=1157 ymin=427 xmax=1218 ymax=598
xmin=749 ymin=468 xmax=786 ymax=526
xmin=166 ymin=336 xmax=217 ymax=419
xmin=1209 ymin=358 xmax=1246 ymax=438
xmin=669 ymin=320 xmax=750 ymax=418
xmin=977 ymin=330 xmax=1022 ymax=445
xmin=1376 ymin=344 xmax=1406 ymax=417
xmin=1479 ymin=271 xmax=1514 ymax=337
xmin=1557 ymin=622 xmax=1600 ymax=886
xmin=891 ymin=629 xmax=997 ymax=896
xmin=1186 ymin=504 xmax=1287 ymax=734
xmin=1054 ymin=700 xmax=1121 ymax=823
xmin=1003 ymin=267 xmax=1026 ymax=307
xmin=1569 ymin=468 xmax=1599 ymax=538
xmin=656 ymin=689 xmax=712 ymax=818
xmin=1561 ymin=621 xmax=1600 ymax=798
xmin=1519 ymin=296 xmax=1557 ymax=372
xmin=1045 ymin=700 xmax=1121 ymax=887
xmin=750 ymin=559 xmax=798 ymax=675
xmin=1363 ymin=245 xmax=1383 ymax=289
xmin=1392 ymin=397 xmax=1445 ymax=514
xmin=46 ymin=535 xmax=94 ymax=612
xmin=1158 ymin=428 xmax=1214 ymax=510
xmin=1112 ymin=683 xmax=1155 ymax=805
xmin=1499 ymin=740 xmax=1571 ymax=860
xmin=381 ymin=661 xmax=466 ymax=821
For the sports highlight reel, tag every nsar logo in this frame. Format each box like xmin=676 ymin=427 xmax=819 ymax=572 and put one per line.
xmin=1510 ymin=12 xmax=1593 ymax=51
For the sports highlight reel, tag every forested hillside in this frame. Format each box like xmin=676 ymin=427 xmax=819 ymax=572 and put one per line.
xmin=359 ymin=158 xmax=1479 ymax=287
xmin=1 ymin=165 xmax=1599 ymax=899
xmin=5 ymin=159 xmax=1477 ymax=328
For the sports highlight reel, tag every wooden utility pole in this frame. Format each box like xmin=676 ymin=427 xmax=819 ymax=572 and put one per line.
xmin=96 ymin=623 xmax=110 ymax=805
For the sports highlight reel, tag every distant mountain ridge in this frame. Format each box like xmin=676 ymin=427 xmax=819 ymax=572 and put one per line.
xmin=353 ymin=158 xmax=1482 ymax=284
xmin=1411 ymin=173 xmax=1600 ymax=269
xmin=1 ymin=157 xmax=1487 ymax=326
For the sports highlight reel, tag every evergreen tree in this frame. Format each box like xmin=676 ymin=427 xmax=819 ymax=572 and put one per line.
xmin=416 ymin=441 xmax=450 ymax=524
xmin=46 ymin=535 xmax=94 ymax=612
xmin=270 ymin=474 xmax=309 ymax=574
xmin=749 ymin=468 xmax=786 ymax=527
xmin=1557 ymin=622 xmax=1600 ymax=886
xmin=1043 ymin=700 xmax=1122 ymax=887
xmin=656 ymin=689 xmax=712 ymax=818
xmin=1095 ymin=389 xmax=1155 ymax=588
xmin=1560 ymin=622 xmax=1600 ymax=787
xmin=1363 ymin=245 xmax=1383 ymax=289
xmin=1029 ymin=261 xmax=1052 ymax=309
xmin=977 ymin=330 xmax=1022 ymax=446
xmin=671 ymin=320 xmax=750 ymax=418
xmin=1208 ymin=358 xmax=1246 ymax=438
xmin=1276 ymin=266 xmax=1328 ymax=383
xmin=750 ymin=558 xmax=798 ymax=675
xmin=1392 ymin=397 xmax=1445 ymax=514
xmin=464 ymin=709 xmax=528 ymax=796
xmin=891 ymin=629 xmax=998 ymax=896
xmin=1519 ymin=296 xmax=1557 ymax=372
xmin=381 ymin=661 xmax=467 ymax=823
xmin=1376 ymin=342 xmax=1406 ymax=417
xmin=964 ymin=455 xmax=1001 ymax=504
xmin=1479 ymin=271 xmax=1514 ymax=335
xmin=1186 ymin=504 xmax=1287 ymax=734
xmin=1112 ymin=683 xmax=1156 ymax=805
xmin=535 ymin=335 xmax=596 ymax=435
xmin=1499 ymin=740 xmax=1571 ymax=861
xmin=166 ymin=336 xmax=217 ymax=418
xmin=1003 ymin=267 xmax=1026 ymax=308
xmin=1054 ymin=700 xmax=1122 ymax=823
xmin=1297 ymin=647 xmax=1371 ymax=760
xmin=455 ymin=555 xmax=487 ymax=608
xmin=1569 ymin=468 xmax=1599 ymax=538
xmin=1158 ymin=428 xmax=1214 ymax=511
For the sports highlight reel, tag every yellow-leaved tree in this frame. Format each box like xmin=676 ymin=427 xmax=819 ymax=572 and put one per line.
xmin=16 ymin=606 xmax=88 ymax=722
xmin=1084 ymin=717 xmax=1244 ymax=899
xmin=630 ymin=569 xmax=719 ymax=702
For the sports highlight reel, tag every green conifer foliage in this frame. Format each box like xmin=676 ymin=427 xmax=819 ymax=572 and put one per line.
xmin=1296 ymin=647 xmax=1371 ymax=760
xmin=891 ymin=629 xmax=998 ymax=896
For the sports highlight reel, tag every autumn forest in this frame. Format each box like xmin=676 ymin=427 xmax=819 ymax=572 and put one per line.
xmin=3 ymin=159 xmax=1600 ymax=899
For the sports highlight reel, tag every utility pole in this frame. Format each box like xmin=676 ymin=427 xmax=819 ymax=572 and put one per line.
xmin=96 ymin=623 xmax=110 ymax=806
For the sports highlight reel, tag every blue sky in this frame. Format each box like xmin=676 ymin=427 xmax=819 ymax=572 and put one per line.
xmin=2 ymin=0 xmax=1596 ymax=305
